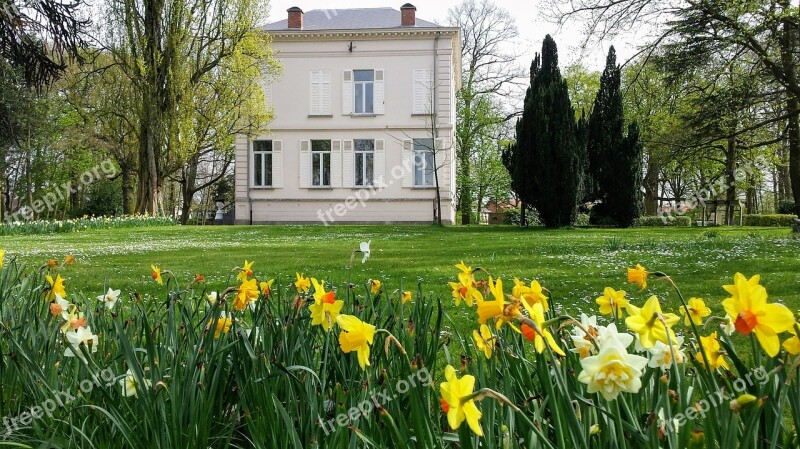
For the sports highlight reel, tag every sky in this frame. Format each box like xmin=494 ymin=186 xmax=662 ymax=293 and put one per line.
xmin=266 ymin=0 xmax=646 ymax=72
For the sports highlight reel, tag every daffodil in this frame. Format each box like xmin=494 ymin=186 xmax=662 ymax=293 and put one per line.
xmin=627 ymin=264 xmax=649 ymax=290
xmin=359 ymin=241 xmax=371 ymax=263
xmin=512 ymin=278 xmax=549 ymax=311
xmin=64 ymin=255 xmax=76 ymax=265
xmin=212 ymin=312 xmax=233 ymax=338
xmin=402 ymin=290 xmax=413 ymax=303
xmin=472 ymin=324 xmax=494 ymax=359
xmin=46 ymin=274 xmax=67 ymax=301
xmin=647 ymin=337 xmax=686 ymax=371
xmin=206 ymin=291 xmax=218 ymax=306
xmin=0 ymin=249 xmax=5 ymax=268
xmin=233 ymin=278 xmax=259 ymax=311
xmin=60 ymin=307 xmax=86 ymax=334
xmin=721 ymin=273 xmax=796 ymax=357
xmin=439 ymin=365 xmax=483 ymax=436
xmin=260 ymin=279 xmax=274 ymax=296
xmin=577 ymin=337 xmax=648 ymax=401
xmin=295 ymin=273 xmax=311 ymax=293
xmin=784 ymin=328 xmax=800 ymax=355
xmin=596 ymin=287 xmax=628 ymax=316
xmin=625 ymin=296 xmax=680 ymax=349
xmin=64 ymin=326 xmax=99 ymax=361
xmin=47 ymin=259 xmax=59 ymax=269
xmin=238 ymin=260 xmax=254 ymax=282
xmin=309 ymin=278 xmax=344 ymax=332
xmin=120 ymin=369 xmax=152 ymax=398
xmin=151 ymin=265 xmax=163 ymax=285
xmin=448 ymin=272 xmax=483 ymax=307
xmin=455 ymin=261 xmax=474 ymax=276
xmin=570 ymin=314 xmax=600 ymax=358
xmin=476 ymin=278 xmax=521 ymax=330
xmin=49 ymin=294 xmax=71 ymax=320
xmin=369 ymin=279 xmax=382 ymax=295
xmin=520 ymin=301 xmax=566 ymax=356
xmin=97 ymin=288 xmax=121 ymax=310
xmin=695 ymin=332 xmax=730 ymax=371
xmin=337 ymin=314 xmax=376 ymax=370
xmin=680 ymin=297 xmax=711 ymax=326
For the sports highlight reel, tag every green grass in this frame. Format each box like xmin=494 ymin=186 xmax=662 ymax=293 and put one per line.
xmin=3 ymin=224 xmax=799 ymax=330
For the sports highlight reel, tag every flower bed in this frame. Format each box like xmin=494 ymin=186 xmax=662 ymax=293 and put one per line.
xmin=0 ymin=246 xmax=798 ymax=448
xmin=0 ymin=214 xmax=176 ymax=236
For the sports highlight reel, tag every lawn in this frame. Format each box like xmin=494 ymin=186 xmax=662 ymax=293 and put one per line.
xmin=3 ymin=224 xmax=799 ymax=330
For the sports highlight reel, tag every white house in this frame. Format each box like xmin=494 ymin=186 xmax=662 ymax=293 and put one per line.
xmin=234 ymin=4 xmax=461 ymax=224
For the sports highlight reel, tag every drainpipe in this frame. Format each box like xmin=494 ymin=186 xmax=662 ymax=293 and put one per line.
xmin=432 ymin=31 xmax=441 ymax=224
xmin=247 ymin=139 xmax=253 ymax=225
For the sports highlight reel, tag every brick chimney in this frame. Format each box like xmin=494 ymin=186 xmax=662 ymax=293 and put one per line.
xmin=401 ymin=3 xmax=416 ymax=27
xmin=288 ymin=6 xmax=304 ymax=30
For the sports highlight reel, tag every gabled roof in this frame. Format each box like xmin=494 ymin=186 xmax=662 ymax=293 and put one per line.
xmin=264 ymin=7 xmax=443 ymax=31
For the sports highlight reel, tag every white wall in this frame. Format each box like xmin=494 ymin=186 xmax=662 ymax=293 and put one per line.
xmin=236 ymin=29 xmax=460 ymax=225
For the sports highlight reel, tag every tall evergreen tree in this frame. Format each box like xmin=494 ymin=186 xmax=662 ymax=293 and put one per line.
xmin=615 ymin=122 xmax=644 ymax=226
xmin=507 ymin=35 xmax=581 ymax=227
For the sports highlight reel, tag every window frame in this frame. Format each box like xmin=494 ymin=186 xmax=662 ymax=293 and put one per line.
xmin=252 ymin=140 xmax=273 ymax=188
xmin=413 ymin=138 xmax=435 ymax=187
xmin=353 ymin=69 xmax=375 ymax=115
xmin=353 ymin=139 xmax=375 ymax=187
xmin=311 ymin=139 xmax=332 ymax=187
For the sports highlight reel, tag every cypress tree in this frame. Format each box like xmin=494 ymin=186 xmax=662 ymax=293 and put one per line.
xmin=614 ymin=122 xmax=644 ymax=226
xmin=507 ymin=35 xmax=581 ymax=227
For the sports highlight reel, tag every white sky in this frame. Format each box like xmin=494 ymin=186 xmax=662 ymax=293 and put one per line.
xmin=267 ymin=0 xmax=646 ymax=72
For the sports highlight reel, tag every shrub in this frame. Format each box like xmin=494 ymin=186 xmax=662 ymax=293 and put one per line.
xmin=575 ymin=213 xmax=590 ymax=226
xmin=636 ymin=215 xmax=692 ymax=227
xmin=742 ymin=214 xmax=798 ymax=227
xmin=777 ymin=199 xmax=797 ymax=215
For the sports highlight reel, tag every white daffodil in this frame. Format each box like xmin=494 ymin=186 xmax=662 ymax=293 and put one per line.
xmin=648 ymin=336 xmax=686 ymax=372
xmin=64 ymin=326 xmax=99 ymax=361
xmin=595 ymin=322 xmax=634 ymax=350
xmin=120 ymin=369 xmax=151 ymax=398
xmin=721 ymin=316 xmax=735 ymax=336
xmin=206 ymin=291 xmax=218 ymax=306
xmin=51 ymin=293 xmax=72 ymax=320
xmin=570 ymin=314 xmax=599 ymax=358
xmin=577 ymin=338 xmax=648 ymax=401
xmin=98 ymin=288 xmax=121 ymax=310
xmin=360 ymin=241 xmax=371 ymax=264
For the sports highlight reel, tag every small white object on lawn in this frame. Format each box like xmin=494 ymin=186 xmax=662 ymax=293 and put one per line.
xmin=360 ymin=241 xmax=371 ymax=264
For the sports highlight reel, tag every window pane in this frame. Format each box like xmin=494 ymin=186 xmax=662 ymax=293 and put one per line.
xmin=354 ymin=139 xmax=374 ymax=152
xmin=425 ymin=151 xmax=435 ymax=186
xmin=365 ymin=152 xmax=374 ymax=185
xmin=365 ymin=83 xmax=374 ymax=114
xmin=413 ymin=138 xmax=434 ymax=152
xmin=312 ymin=153 xmax=321 ymax=186
xmin=312 ymin=140 xmax=331 ymax=152
xmin=414 ymin=151 xmax=424 ymax=186
xmin=254 ymin=140 xmax=273 ymax=152
xmin=355 ymin=84 xmax=364 ymax=114
xmin=264 ymin=153 xmax=273 ymax=186
xmin=254 ymin=153 xmax=263 ymax=186
xmin=354 ymin=70 xmax=374 ymax=82
xmin=322 ymin=153 xmax=330 ymax=186
xmin=355 ymin=153 xmax=364 ymax=186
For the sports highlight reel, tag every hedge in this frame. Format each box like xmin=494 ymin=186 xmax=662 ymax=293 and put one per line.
xmin=636 ymin=215 xmax=692 ymax=227
xmin=742 ymin=214 xmax=798 ymax=227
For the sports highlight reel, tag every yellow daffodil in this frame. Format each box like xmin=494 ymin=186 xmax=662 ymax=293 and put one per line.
xmin=0 ymin=249 xmax=5 ymax=268
xmin=439 ymin=365 xmax=483 ymax=436
xmin=369 ymin=279 xmax=382 ymax=295
xmin=577 ymin=337 xmax=648 ymax=401
xmin=695 ymin=332 xmax=730 ymax=371
xmin=625 ymin=296 xmax=680 ymax=349
xmin=212 ymin=312 xmax=232 ymax=338
xmin=120 ymin=369 xmax=152 ymax=398
xmin=46 ymin=274 xmax=67 ymax=301
xmin=151 ymin=265 xmax=163 ymax=285
xmin=520 ymin=301 xmax=566 ymax=356
xmin=455 ymin=261 xmax=474 ymax=276
xmin=476 ymin=278 xmax=521 ymax=330
xmin=448 ymin=272 xmax=483 ymax=307
xmin=721 ymin=273 xmax=796 ymax=357
xmin=309 ymin=278 xmax=344 ymax=332
xmin=512 ymin=278 xmax=549 ymax=311
xmin=238 ymin=260 xmax=254 ymax=282
xmin=402 ymin=290 xmax=412 ymax=303
xmin=472 ymin=324 xmax=494 ymax=359
xmin=260 ymin=279 xmax=274 ymax=296
xmin=233 ymin=278 xmax=259 ymax=311
xmin=295 ymin=273 xmax=311 ymax=293
xmin=596 ymin=287 xmax=628 ymax=316
xmin=784 ymin=326 xmax=800 ymax=355
xmin=627 ymin=264 xmax=649 ymax=290
xmin=680 ymin=297 xmax=711 ymax=326
xmin=337 ymin=314 xmax=376 ymax=370
xmin=64 ymin=255 xmax=76 ymax=265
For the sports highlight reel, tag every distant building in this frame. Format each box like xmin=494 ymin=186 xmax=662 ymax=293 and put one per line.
xmin=235 ymin=4 xmax=461 ymax=224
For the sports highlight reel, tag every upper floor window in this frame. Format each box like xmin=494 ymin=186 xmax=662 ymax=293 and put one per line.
xmin=354 ymin=139 xmax=374 ymax=186
xmin=354 ymin=70 xmax=374 ymax=115
xmin=413 ymin=138 xmax=435 ymax=187
xmin=311 ymin=140 xmax=331 ymax=187
xmin=253 ymin=140 xmax=273 ymax=187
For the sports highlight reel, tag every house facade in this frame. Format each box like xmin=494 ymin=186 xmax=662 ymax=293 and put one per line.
xmin=235 ymin=4 xmax=461 ymax=224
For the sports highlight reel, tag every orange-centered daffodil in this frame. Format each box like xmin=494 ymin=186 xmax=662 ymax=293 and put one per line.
xmin=151 ymin=265 xmax=163 ymax=285
xmin=439 ymin=365 xmax=483 ymax=436
xmin=309 ymin=278 xmax=344 ymax=332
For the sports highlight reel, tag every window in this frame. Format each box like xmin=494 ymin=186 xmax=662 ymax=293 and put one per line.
xmin=311 ymin=140 xmax=331 ymax=186
xmin=412 ymin=69 xmax=433 ymax=114
xmin=354 ymin=139 xmax=374 ymax=186
xmin=310 ymin=71 xmax=331 ymax=115
xmin=353 ymin=70 xmax=374 ymax=114
xmin=413 ymin=138 xmax=435 ymax=187
xmin=253 ymin=140 xmax=273 ymax=187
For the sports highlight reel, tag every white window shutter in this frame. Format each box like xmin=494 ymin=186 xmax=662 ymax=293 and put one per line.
xmin=299 ymin=140 xmax=310 ymax=188
xmin=342 ymin=70 xmax=353 ymax=115
xmin=402 ymin=139 xmax=414 ymax=188
xmin=413 ymin=69 xmax=432 ymax=114
xmin=374 ymin=139 xmax=385 ymax=184
xmin=310 ymin=71 xmax=320 ymax=115
xmin=342 ymin=140 xmax=354 ymax=188
xmin=374 ymin=69 xmax=385 ymax=115
xmin=321 ymin=71 xmax=331 ymax=115
xmin=331 ymin=140 xmax=342 ymax=188
xmin=272 ymin=140 xmax=283 ymax=188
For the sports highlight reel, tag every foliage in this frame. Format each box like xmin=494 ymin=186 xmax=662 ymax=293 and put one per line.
xmin=509 ymin=36 xmax=582 ymax=227
xmin=777 ymin=200 xmax=796 ymax=215
xmin=741 ymin=214 xmax=798 ymax=227
xmin=81 ymin=179 xmax=124 ymax=217
xmin=0 ymin=215 xmax=176 ymax=236
xmin=636 ymin=216 xmax=692 ymax=227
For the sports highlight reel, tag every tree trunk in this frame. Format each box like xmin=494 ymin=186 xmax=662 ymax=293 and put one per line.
xmin=781 ymin=0 xmax=800 ymax=217
xmin=121 ymin=165 xmax=136 ymax=215
xmin=724 ymin=137 xmax=737 ymax=225
xmin=643 ymin=159 xmax=659 ymax=215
